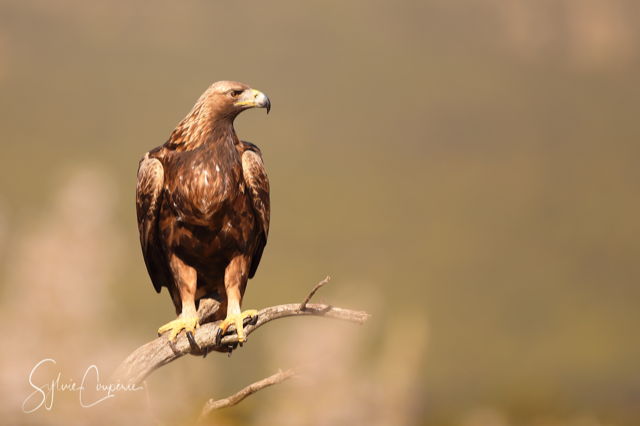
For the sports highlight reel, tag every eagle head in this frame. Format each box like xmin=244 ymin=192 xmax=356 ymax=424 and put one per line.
xmin=204 ymin=81 xmax=271 ymax=119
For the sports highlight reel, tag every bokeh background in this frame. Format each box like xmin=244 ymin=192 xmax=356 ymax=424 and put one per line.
xmin=1 ymin=0 xmax=639 ymax=425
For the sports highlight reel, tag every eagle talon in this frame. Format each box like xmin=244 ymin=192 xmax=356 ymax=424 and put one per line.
xmin=214 ymin=326 xmax=224 ymax=347
xmin=218 ymin=309 xmax=258 ymax=343
xmin=157 ymin=316 xmax=199 ymax=342
xmin=247 ymin=313 xmax=259 ymax=326
xmin=186 ymin=331 xmax=198 ymax=349
xmin=214 ymin=326 xmax=238 ymax=351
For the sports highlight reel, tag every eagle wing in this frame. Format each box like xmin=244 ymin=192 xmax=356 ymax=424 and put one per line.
xmin=241 ymin=143 xmax=270 ymax=278
xmin=136 ymin=153 xmax=172 ymax=293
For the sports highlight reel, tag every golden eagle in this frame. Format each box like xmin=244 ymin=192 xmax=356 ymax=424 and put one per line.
xmin=136 ymin=81 xmax=271 ymax=344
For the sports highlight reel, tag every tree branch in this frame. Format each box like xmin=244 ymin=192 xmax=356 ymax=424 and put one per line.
xmin=300 ymin=275 xmax=331 ymax=310
xmin=198 ymin=369 xmax=296 ymax=420
xmin=113 ymin=289 xmax=369 ymax=386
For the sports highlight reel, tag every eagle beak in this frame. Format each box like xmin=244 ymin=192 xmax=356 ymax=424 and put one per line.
xmin=235 ymin=89 xmax=271 ymax=114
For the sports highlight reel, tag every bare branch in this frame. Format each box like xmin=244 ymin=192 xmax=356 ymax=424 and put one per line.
xmin=198 ymin=369 xmax=296 ymax=420
xmin=300 ymin=275 xmax=331 ymax=310
xmin=113 ymin=279 xmax=369 ymax=419
xmin=113 ymin=301 xmax=369 ymax=385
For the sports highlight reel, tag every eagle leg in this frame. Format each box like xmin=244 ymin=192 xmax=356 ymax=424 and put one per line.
xmin=157 ymin=254 xmax=199 ymax=342
xmin=216 ymin=257 xmax=259 ymax=345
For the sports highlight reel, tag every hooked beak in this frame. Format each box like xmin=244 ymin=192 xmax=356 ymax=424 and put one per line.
xmin=235 ymin=89 xmax=271 ymax=114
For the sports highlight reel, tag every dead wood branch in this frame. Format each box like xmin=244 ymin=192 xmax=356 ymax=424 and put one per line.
xmin=198 ymin=369 xmax=296 ymax=420
xmin=113 ymin=283 xmax=369 ymax=386
xmin=300 ymin=275 xmax=331 ymax=310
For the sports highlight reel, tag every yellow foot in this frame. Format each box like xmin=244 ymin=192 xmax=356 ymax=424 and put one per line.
xmin=218 ymin=309 xmax=258 ymax=343
xmin=157 ymin=316 xmax=199 ymax=341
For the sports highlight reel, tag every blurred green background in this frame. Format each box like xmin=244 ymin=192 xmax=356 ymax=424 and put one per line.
xmin=1 ymin=0 xmax=639 ymax=425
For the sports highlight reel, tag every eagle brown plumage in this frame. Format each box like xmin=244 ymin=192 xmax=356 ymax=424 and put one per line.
xmin=136 ymin=81 xmax=271 ymax=344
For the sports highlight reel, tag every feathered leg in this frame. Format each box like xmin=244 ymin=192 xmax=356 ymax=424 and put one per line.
xmin=157 ymin=254 xmax=199 ymax=341
xmin=217 ymin=256 xmax=258 ymax=344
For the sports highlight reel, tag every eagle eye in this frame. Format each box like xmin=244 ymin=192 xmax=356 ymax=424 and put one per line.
xmin=230 ymin=90 xmax=243 ymax=98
